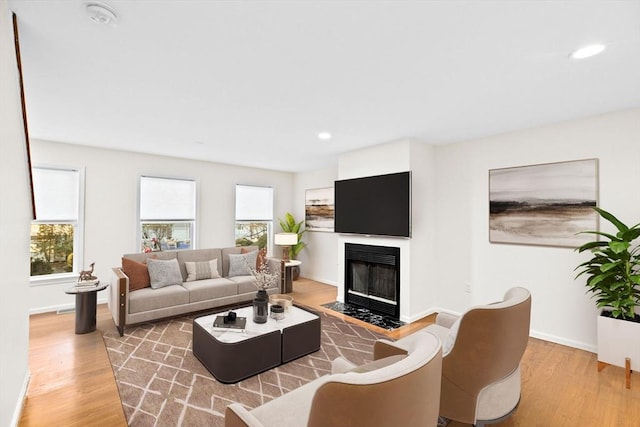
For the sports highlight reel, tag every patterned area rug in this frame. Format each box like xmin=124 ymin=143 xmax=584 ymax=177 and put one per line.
xmin=103 ymin=310 xmax=389 ymax=426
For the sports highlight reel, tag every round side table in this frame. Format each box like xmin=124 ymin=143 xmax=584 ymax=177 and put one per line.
xmin=64 ymin=281 xmax=109 ymax=334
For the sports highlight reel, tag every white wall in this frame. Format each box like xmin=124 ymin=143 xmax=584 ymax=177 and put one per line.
xmin=29 ymin=140 xmax=294 ymax=312
xmin=293 ymin=166 xmax=339 ymax=285
xmin=297 ymin=108 xmax=640 ymax=352
xmin=0 ymin=1 xmax=32 ymax=424
xmin=434 ymin=108 xmax=640 ymax=351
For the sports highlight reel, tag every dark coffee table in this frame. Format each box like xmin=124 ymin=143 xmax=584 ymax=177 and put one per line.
xmin=193 ymin=305 xmax=321 ymax=383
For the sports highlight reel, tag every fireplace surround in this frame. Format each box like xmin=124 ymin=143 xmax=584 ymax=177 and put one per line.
xmin=344 ymin=243 xmax=400 ymax=319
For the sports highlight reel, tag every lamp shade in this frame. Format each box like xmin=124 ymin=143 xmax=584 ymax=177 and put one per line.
xmin=274 ymin=233 xmax=298 ymax=246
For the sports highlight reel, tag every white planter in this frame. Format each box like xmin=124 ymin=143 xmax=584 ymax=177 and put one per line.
xmin=597 ymin=313 xmax=640 ymax=371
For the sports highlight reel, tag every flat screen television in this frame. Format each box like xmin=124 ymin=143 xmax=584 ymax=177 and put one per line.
xmin=334 ymin=171 xmax=411 ymax=238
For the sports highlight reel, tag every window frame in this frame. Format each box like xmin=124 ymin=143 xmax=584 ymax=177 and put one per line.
xmin=138 ymin=175 xmax=198 ymax=252
xmin=234 ymin=184 xmax=274 ymax=254
xmin=30 ymin=165 xmax=85 ymax=285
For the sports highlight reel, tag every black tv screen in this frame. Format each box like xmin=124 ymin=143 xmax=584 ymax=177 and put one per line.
xmin=334 ymin=171 xmax=411 ymax=238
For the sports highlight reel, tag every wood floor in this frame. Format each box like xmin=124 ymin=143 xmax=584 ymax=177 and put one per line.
xmin=19 ymin=278 xmax=640 ymax=426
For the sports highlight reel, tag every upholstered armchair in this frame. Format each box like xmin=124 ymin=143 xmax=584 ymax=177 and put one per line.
xmin=395 ymin=287 xmax=531 ymax=427
xmin=225 ymin=330 xmax=443 ymax=427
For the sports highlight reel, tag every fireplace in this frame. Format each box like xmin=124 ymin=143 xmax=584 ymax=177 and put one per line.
xmin=344 ymin=243 xmax=400 ymax=319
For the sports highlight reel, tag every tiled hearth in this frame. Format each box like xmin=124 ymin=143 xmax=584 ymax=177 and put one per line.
xmin=322 ymin=301 xmax=406 ymax=330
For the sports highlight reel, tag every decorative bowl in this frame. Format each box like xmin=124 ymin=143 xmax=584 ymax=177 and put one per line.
xmin=269 ymin=294 xmax=294 ymax=311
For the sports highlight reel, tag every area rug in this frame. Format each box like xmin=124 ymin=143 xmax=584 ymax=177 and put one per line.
xmin=103 ymin=310 xmax=389 ymax=426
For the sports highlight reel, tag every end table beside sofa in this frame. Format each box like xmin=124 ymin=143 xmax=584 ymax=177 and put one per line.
xmin=109 ymin=246 xmax=284 ymax=336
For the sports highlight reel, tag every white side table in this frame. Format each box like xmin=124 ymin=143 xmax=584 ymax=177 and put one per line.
xmin=283 ymin=260 xmax=302 ymax=293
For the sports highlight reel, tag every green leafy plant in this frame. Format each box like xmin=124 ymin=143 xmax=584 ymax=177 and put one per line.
xmin=575 ymin=207 xmax=640 ymax=320
xmin=278 ymin=212 xmax=307 ymax=260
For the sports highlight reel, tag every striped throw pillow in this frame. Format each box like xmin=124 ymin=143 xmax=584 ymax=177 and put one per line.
xmin=185 ymin=259 xmax=220 ymax=282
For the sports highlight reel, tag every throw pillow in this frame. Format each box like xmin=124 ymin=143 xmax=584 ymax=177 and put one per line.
xmin=147 ymin=258 xmax=183 ymax=289
xmin=121 ymin=258 xmax=151 ymax=291
xmin=228 ymin=251 xmax=258 ymax=277
xmin=184 ymin=259 xmax=220 ymax=282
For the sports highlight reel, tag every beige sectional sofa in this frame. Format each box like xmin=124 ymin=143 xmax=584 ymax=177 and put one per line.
xmin=109 ymin=246 xmax=283 ymax=336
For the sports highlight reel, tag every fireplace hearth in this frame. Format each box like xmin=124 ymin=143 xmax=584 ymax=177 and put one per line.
xmin=344 ymin=243 xmax=400 ymax=319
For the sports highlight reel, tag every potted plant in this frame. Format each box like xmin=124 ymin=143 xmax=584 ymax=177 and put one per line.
xmin=279 ymin=212 xmax=307 ymax=279
xmin=575 ymin=207 xmax=640 ymax=378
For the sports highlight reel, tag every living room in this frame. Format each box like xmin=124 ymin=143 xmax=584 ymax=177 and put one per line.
xmin=2 ymin=1 xmax=640 ymax=426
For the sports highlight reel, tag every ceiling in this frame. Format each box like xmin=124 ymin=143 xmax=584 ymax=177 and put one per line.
xmin=8 ymin=0 xmax=640 ymax=173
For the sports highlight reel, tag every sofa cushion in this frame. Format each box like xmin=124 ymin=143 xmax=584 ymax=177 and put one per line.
xmin=147 ymin=258 xmax=183 ymax=289
xmin=128 ymin=284 xmax=189 ymax=314
xmin=222 ymin=246 xmax=257 ymax=277
xmin=184 ymin=259 xmax=220 ymax=282
xmin=177 ymin=248 xmax=222 ymax=281
xmin=121 ymin=258 xmax=151 ymax=291
xmin=228 ymin=251 xmax=258 ymax=278
xmin=123 ymin=251 xmax=177 ymax=263
xmin=228 ymin=275 xmax=259 ymax=294
xmin=183 ymin=277 xmax=238 ymax=303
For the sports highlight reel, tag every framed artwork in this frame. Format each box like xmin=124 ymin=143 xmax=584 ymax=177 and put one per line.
xmin=489 ymin=158 xmax=598 ymax=248
xmin=305 ymin=187 xmax=334 ymax=232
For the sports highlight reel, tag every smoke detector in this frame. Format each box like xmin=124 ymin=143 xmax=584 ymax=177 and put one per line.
xmin=85 ymin=2 xmax=118 ymax=25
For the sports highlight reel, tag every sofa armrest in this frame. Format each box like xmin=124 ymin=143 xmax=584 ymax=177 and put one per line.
xmin=110 ymin=267 xmax=128 ymax=336
xmin=436 ymin=312 xmax=459 ymax=328
xmin=225 ymin=403 xmax=265 ymax=427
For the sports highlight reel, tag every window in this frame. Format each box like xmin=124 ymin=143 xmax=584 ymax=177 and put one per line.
xmin=30 ymin=167 xmax=83 ymax=278
xmin=139 ymin=176 xmax=196 ymax=252
xmin=235 ymin=185 xmax=273 ymax=252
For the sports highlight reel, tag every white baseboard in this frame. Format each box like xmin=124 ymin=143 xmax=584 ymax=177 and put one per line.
xmin=529 ymin=329 xmax=596 ymax=353
xmin=9 ymin=371 xmax=30 ymax=427
xmin=29 ymin=297 xmax=109 ymax=315
xmin=302 ymin=275 xmax=338 ymax=287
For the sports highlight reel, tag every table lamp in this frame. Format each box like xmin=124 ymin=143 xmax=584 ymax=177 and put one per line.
xmin=274 ymin=232 xmax=298 ymax=262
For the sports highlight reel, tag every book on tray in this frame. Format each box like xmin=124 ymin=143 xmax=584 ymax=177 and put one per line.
xmin=213 ymin=315 xmax=246 ymax=330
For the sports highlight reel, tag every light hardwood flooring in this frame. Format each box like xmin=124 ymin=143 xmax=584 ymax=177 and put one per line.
xmin=20 ymin=278 xmax=640 ymax=426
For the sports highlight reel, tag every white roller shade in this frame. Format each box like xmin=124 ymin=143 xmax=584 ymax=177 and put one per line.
xmin=32 ymin=168 xmax=79 ymax=221
xmin=235 ymin=185 xmax=273 ymax=221
xmin=140 ymin=177 xmax=196 ymax=220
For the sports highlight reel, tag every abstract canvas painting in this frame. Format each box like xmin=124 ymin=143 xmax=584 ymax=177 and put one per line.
xmin=489 ymin=159 xmax=598 ymax=247
xmin=305 ymin=187 xmax=334 ymax=232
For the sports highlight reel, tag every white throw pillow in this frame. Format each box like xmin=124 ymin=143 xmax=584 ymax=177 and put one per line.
xmin=228 ymin=251 xmax=258 ymax=277
xmin=185 ymin=259 xmax=220 ymax=282
xmin=147 ymin=258 xmax=183 ymax=289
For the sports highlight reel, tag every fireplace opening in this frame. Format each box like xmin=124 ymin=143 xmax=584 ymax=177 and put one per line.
xmin=345 ymin=243 xmax=400 ymax=319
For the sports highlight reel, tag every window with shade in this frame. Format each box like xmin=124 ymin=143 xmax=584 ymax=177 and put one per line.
xmin=235 ymin=185 xmax=273 ymax=252
xmin=139 ymin=176 xmax=196 ymax=252
xmin=30 ymin=167 xmax=83 ymax=278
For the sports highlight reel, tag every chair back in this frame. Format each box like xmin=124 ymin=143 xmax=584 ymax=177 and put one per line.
xmin=307 ymin=331 xmax=443 ymax=427
xmin=440 ymin=286 xmax=531 ymax=423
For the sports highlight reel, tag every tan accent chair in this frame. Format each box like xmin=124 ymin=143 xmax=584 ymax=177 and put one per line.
xmin=420 ymin=287 xmax=532 ymax=427
xmin=225 ymin=330 xmax=443 ymax=427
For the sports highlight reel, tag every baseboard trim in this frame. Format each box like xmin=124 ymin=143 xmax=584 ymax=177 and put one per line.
xmin=29 ymin=297 xmax=109 ymax=315
xmin=529 ymin=329 xmax=596 ymax=353
xmin=9 ymin=371 xmax=30 ymax=427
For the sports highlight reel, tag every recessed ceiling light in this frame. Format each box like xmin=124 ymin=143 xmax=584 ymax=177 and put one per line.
xmin=569 ymin=44 xmax=606 ymax=60
xmin=317 ymin=132 xmax=332 ymax=140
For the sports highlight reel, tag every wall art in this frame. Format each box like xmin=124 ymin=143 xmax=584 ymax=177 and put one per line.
xmin=489 ymin=158 xmax=598 ymax=247
xmin=305 ymin=187 xmax=334 ymax=232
